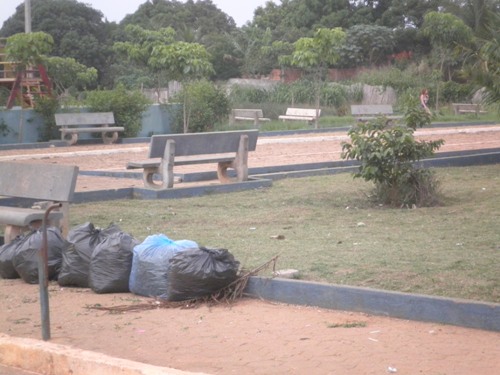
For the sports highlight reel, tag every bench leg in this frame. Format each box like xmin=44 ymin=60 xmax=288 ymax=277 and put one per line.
xmin=3 ymin=225 xmax=24 ymax=245
xmin=143 ymin=167 xmax=162 ymax=189
xmin=161 ymin=139 xmax=175 ymax=188
xmin=62 ymin=132 xmax=78 ymax=145
xmin=102 ymin=131 xmax=119 ymax=144
xmin=3 ymin=220 xmax=51 ymax=244
xmin=141 ymin=140 xmax=175 ymax=189
xmin=217 ymin=135 xmax=249 ymax=183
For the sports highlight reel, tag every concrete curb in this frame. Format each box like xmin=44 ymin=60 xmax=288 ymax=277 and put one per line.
xmin=245 ymin=277 xmax=500 ymax=332
xmin=0 ymin=334 xmax=206 ymax=375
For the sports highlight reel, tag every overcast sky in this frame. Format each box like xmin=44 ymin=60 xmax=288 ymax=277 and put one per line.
xmin=1 ymin=0 xmax=272 ymax=28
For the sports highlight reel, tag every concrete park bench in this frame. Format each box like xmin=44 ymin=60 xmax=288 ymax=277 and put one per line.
xmin=230 ymin=109 xmax=271 ymax=126
xmin=0 ymin=162 xmax=79 ymax=244
xmin=55 ymin=112 xmax=124 ymax=145
xmin=350 ymin=104 xmax=403 ymax=122
xmin=126 ymin=130 xmax=259 ymax=190
xmin=278 ymin=108 xmax=320 ymax=123
xmin=451 ymin=103 xmax=488 ymax=116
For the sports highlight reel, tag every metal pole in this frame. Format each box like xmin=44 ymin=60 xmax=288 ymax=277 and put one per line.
xmin=25 ymin=0 xmax=32 ymax=34
xmin=38 ymin=203 xmax=61 ymax=341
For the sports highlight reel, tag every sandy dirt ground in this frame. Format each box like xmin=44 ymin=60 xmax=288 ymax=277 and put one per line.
xmin=1 ymin=125 xmax=500 ymax=375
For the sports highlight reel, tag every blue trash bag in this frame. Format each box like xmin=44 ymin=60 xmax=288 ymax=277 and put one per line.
xmin=129 ymin=234 xmax=198 ymax=298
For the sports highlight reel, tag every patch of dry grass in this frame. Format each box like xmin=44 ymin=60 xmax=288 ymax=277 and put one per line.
xmin=70 ymin=165 xmax=500 ymax=303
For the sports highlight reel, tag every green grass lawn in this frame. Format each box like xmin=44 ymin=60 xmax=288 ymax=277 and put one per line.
xmin=70 ymin=164 xmax=500 ymax=304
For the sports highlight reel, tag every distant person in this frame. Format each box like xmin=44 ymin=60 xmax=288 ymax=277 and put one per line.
xmin=420 ymin=88 xmax=431 ymax=115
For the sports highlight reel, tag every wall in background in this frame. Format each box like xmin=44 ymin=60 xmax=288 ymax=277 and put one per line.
xmin=0 ymin=104 xmax=175 ymax=145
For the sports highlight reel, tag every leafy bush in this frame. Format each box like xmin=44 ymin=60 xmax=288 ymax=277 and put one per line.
xmin=171 ymin=80 xmax=229 ymax=133
xmin=341 ymin=110 xmax=444 ymax=207
xmin=33 ymin=96 xmax=60 ymax=141
xmin=439 ymin=81 xmax=473 ymax=103
xmin=321 ymin=83 xmax=348 ymax=107
xmin=229 ymin=80 xmax=352 ymax=112
xmin=85 ymin=85 xmax=150 ymax=137
xmin=229 ymin=85 xmax=271 ymax=104
xmin=354 ymin=66 xmax=430 ymax=94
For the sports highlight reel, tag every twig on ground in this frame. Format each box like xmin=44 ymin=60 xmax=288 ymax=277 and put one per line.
xmin=88 ymin=255 xmax=279 ymax=313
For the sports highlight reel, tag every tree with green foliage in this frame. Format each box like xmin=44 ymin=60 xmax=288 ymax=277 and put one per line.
xmin=461 ymin=10 xmax=500 ymax=109
xmin=121 ymin=0 xmax=236 ymax=35
xmin=5 ymin=32 xmax=54 ymax=70
xmin=441 ymin=0 xmax=500 ymax=34
xmin=421 ymin=11 xmax=474 ymax=109
xmin=119 ymin=0 xmax=237 ymax=80
xmin=280 ymin=27 xmax=346 ymax=128
xmin=1 ymin=0 xmax=113 ymax=86
xmin=45 ymin=56 xmax=98 ymax=96
xmin=230 ymin=26 xmax=293 ymax=77
xmin=170 ymin=80 xmax=230 ymax=133
xmin=149 ymin=41 xmax=214 ymax=133
xmin=341 ymin=108 xmax=444 ymax=207
xmin=113 ymin=25 xmax=177 ymax=97
xmin=339 ymin=24 xmax=395 ymax=67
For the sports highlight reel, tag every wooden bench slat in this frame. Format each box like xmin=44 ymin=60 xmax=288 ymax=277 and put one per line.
xmin=279 ymin=108 xmax=320 ymax=122
xmin=0 ymin=207 xmax=63 ymax=227
xmin=55 ymin=112 xmax=123 ymax=145
xmin=127 ymin=154 xmax=236 ymax=170
xmin=148 ymin=130 xmax=259 ymax=158
xmin=127 ymin=158 xmax=162 ymax=169
xmin=55 ymin=112 xmax=114 ymax=125
xmin=351 ymin=104 xmax=403 ymax=122
xmin=0 ymin=162 xmax=79 ymax=244
xmin=451 ymin=103 xmax=488 ymax=115
xmin=127 ymin=130 xmax=259 ymax=189
xmin=0 ymin=163 xmax=78 ymax=202
xmin=59 ymin=126 xmax=125 ymax=134
xmin=230 ymin=109 xmax=270 ymax=125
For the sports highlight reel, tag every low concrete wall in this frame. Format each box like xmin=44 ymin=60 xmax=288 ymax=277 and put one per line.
xmin=0 ymin=334 xmax=205 ymax=375
xmin=245 ymin=277 xmax=500 ymax=332
xmin=0 ymin=104 xmax=175 ymax=145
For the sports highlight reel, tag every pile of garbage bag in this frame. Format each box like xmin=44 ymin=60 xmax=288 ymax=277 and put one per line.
xmin=0 ymin=222 xmax=240 ymax=301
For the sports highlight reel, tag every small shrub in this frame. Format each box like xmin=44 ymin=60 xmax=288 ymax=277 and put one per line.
xmin=0 ymin=118 xmax=10 ymax=137
xmin=354 ymin=66 xmax=431 ymax=94
xmin=171 ymin=80 xmax=230 ymax=133
xmin=374 ymin=168 xmax=442 ymax=207
xmin=341 ymin=111 xmax=444 ymax=207
xmin=229 ymin=85 xmax=270 ymax=104
xmin=321 ymin=83 xmax=348 ymax=108
xmin=85 ymin=84 xmax=151 ymax=137
xmin=33 ymin=96 xmax=60 ymax=141
xmin=440 ymin=81 xmax=473 ymax=103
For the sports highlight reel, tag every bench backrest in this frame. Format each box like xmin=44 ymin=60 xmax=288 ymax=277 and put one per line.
xmin=0 ymin=162 xmax=79 ymax=202
xmin=232 ymin=109 xmax=265 ymax=118
xmin=286 ymin=108 xmax=319 ymax=117
xmin=452 ymin=103 xmax=480 ymax=109
xmin=55 ymin=112 xmax=115 ymax=126
xmin=351 ymin=105 xmax=394 ymax=116
xmin=148 ymin=130 xmax=259 ymax=158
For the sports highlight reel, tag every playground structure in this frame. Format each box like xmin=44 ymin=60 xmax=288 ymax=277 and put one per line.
xmin=0 ymin=37 xmax=52 ymax=109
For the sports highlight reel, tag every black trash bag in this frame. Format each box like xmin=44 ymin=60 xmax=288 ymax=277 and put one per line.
xmin=88 ymin=231 xmax=139 ymax=294
xmin=12 ymin=228 xmax=67 ymax=284
xmin=129 ymin=234 xmax=198 ymax=298
xmin=166 ymin=247 xmax=240 ymax=301
xmin=58 ymin=222 xmax=122 ymax=287
xmin=0 ymin=240 xmax=21 ymax=279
